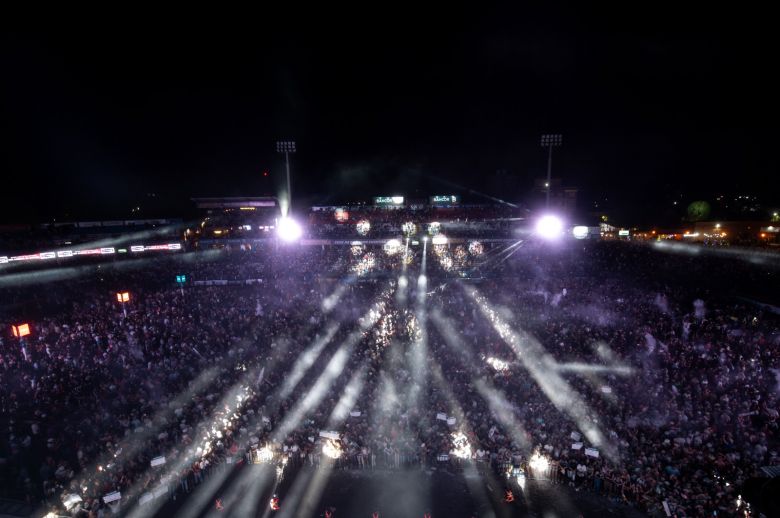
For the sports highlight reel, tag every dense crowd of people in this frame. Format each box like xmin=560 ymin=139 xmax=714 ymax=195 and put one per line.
xmin=1 ymin=236 xmax=779 ymax=517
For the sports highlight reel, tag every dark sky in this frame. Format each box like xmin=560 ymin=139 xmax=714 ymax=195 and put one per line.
xmin=2 ymin=6 xmax=778 ymax=225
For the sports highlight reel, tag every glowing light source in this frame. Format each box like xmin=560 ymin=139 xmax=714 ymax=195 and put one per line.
xmin=431 ymin=234 xmax=448 ymax=245
xmin=485 ymin=356 xmax=509 ymax=372
xmin=402 ymin=221 xmax=417 ymax=236
xmin=12 ymin=323 xmax=31 ymax=338
xmin=536 ymin=215 xmax=564 ymax=239
xmin=257 ymin=445 xmax=274 ymax=462
xmin=356 ymin=220 xmax=371 ymax=235
xmin=468 ymin=241 xmax=483 ymax=255
xmin=529 ymin=451 xmax=549 ymax=472
xmin=383 ymin=239 xmax=402 ymax=255
xmin=116 ymin=292 xmax=130 ymax=303
xmin=322 ymin=439 xmax=343 ymax=459
xmin=450 ymin=431 xmax=472 ymax=459
xmin=572 ymin=225 xmax=589 ymax=239
xmin=277 ymin=217 xmax=303 ymax=241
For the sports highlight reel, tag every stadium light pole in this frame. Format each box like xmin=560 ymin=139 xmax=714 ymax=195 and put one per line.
xmin=540 ymin=134 xmax=562 ymax=208
xmin=276 ymin=141 xmax=296 ymax=215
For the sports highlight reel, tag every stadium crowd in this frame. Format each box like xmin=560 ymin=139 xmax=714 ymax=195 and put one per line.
xmin=0 ymin=240 xmax=778 ymax=517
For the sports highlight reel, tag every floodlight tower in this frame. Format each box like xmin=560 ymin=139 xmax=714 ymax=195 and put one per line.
xmin=540 ymin=134 xmax=562 ymax=208
xmin=276 ymin=140 xmax=296 ymax=215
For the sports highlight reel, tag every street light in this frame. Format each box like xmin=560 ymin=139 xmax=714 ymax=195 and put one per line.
xmin=276 ymin=141 xmax=296 ymax=216
xmin=540 ymin=134 xmax=563 ymax=208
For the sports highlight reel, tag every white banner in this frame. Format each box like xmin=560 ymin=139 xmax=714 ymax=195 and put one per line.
xmin=584 ymin=448 xmax=600 ymax=458
xmin=319 ymin=430 xmax=340 ymax=440
xmin=570 ymin=431 xmax=581 ymax=441
xmin=571 ymin=442 xmax=583 ymax=450
xmin=350 ymin=410 xmax=362 ymax=417
xmin=150 ymin=456 xmax=166 ymax=467
xmin=103 ymin=491 xmax=121 ymax=504
xmin=436 ymin=413 xmax=447 ymax=421
xmin=446 ymin=417 xmax=456 ymax=426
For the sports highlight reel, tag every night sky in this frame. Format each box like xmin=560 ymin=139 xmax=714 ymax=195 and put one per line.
xmin=2 ymin=7 xmax=778 ymax=225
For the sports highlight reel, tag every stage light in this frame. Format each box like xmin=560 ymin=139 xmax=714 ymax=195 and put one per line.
xmin=431 ymin=235 xmax=448 ymax=245
xmin=536 ymin=215 xmax=564 ymax=239
xmin=572 ymin=225 xmax=588 ymax=239
xmin=277 ymin=217 xmax=303 ymax=242
xmin=383 ymin=239 xmax=402 ymax=255
xmin=529 ymin=451 xmax=550 ymax=471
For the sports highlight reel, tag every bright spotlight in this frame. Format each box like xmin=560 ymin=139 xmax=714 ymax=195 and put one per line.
xmin=431 ymin=235 xmax=448 ymax=245
xmin=572 ymin=225 xmax=588 ymax=239
xmin=277 ymin=217 xmax=302 ymax=242
xmin=322 ymin=439 xmax=343 ymax=459
xmin=529 ymin=451 xmax=549 ymax=471
xmin=383 ymin=239 xmax=402 ymax=256
xmin=536 ymin=215 xmax=564 ymax=239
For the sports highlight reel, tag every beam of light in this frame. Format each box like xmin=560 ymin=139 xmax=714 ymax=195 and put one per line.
xmin=125 ymin=368 xmax=262 ymax=518
xmin=275 ymin=365 xmax=366 ymax=516
xmin=272 ymin=342 xmax=353 ymax=442
xmin=552 ymin=361 xmax=634 ymax=376
xmin=472 ymin=379 xmax=532 ymax=451
xmin=321 ymin=284 xmax=347 ymax=313
xmin=464 ymin=285 xmax=618 ymax=461
xmin=270 ymin=284 xmax=394 ymax=443
xmin=277 ymin=216 xmax=303 ymax=241
xmin=535 ymin=214 xmax=564 ymax=239
xmin=327 ymin=365 xmax=367 ymax=426
xmin=653 ymin=239 xmax=780 ymax=266
xmin=279 ymin=323 xmax=340 ymax=398
xmin=471 ymin=239 xmax=524 ymax=273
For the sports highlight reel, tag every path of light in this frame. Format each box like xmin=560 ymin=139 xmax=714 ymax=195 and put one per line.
xmin=464 ymin=285 xmax=618 ymax=461
xmin=552 ymin=361 xmax=633 ymax=375
xmin=279 ymin=323 xmax=340 ymax=398
xmin=654 ymin=240 xmax=780 ymax=267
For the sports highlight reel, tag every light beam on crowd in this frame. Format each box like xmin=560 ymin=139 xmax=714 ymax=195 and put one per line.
xmin=552 ymin=361 xmax=634 ymax=376
xmin=270 ymin=283 xmax=394 ymax=443
xmin=321 ymin=285 xmax=348 ymax=313
xmin=279 ymin=323 xmax=341 ymax=398
xmin=473 ymin=380 xmax=533 ymax=451
xmin=272 ymin=342 xmax=354 ymax=442
xmin=653 ymin=240 xmax=780 ymax=266
xmin=290 ymin=366 xmax=367 ymax=517
xmin=430 ymin=308 xmax=534 ymax=452
xmin=464 ymin=285 xmax=619 ymax=461
xmin=125 ymin=367 xmax=263 ymax=518
xmin=327 ymin=365 xmax=367 ymax=425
